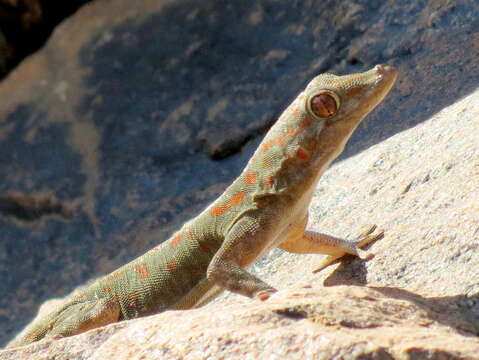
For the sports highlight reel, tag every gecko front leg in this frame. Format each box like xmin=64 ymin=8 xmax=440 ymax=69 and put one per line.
xmin=310 ymin=225 xmax=384 ymax=273
xmin=277 ymin=223 xmax=383 ymax=273
xmin=206 ymin=216 xmax=278 ymax=301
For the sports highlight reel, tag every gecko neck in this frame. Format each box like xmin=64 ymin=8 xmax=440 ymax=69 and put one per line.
xmin=243 ymin=109 xmax=360 ymax=201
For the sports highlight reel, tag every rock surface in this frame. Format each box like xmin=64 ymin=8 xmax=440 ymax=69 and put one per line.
xmin=0 ymin=0 xmax=478 ymax=356
xmin=2 ymin=286 xmax=479 ymax=360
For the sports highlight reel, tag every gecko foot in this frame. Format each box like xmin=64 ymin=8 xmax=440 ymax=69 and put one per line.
xmin=312 ymin=225 xmax=384 ymax=273
xmin=354 ymin=224 xmax=384 ymax=247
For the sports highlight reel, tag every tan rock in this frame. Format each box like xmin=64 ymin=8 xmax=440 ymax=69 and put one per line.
xmin=2 ymin=286 xmax=478 ymax=359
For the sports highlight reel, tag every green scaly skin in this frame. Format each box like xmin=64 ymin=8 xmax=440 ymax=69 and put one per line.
xmin=7 ymin=64 xmax=397 ymax=348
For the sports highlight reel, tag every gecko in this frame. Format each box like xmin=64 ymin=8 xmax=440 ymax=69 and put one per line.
xmin=6 ymin=64 xmax=397 ymax=348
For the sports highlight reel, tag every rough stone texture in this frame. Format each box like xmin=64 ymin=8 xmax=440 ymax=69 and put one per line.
xmin=1 ymin=286 xmax=479 ymax=359
xmin=0 ymin=0 xmax=90 ymax=77
xmin=0 ymin=0 xmax=478 ymax=355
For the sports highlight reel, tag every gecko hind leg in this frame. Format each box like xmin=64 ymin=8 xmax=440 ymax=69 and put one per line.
xmin=46 ymin=298 xmax=121 ymax=340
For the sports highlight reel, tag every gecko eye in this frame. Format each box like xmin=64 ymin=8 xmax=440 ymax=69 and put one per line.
xmin=306 ymin=91 xmax=340 ymax=119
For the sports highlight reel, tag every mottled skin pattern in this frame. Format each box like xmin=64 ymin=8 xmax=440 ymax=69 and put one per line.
xmin=7 ymin=65 xmax=397 ymax=348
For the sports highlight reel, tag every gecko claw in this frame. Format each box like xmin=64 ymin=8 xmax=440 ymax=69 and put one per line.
xmin=357 ymin=224 xmax=377 ymax=239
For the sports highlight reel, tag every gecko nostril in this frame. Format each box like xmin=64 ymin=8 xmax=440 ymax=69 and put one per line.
xmin=375 ymin=64 xmax=397 ymax=77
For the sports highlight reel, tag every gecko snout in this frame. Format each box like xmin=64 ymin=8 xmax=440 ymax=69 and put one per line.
xmin=373 ymin=64 xmax=398 ymax=84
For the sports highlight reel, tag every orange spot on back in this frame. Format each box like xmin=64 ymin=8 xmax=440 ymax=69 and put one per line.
xmin=187 ymin=231 xmax=195 ymax=239
xmin=210 ymin=192 xmax=247 ymax=216
xmin=106 ymin=271 xmax=123 ymax=281
xmin=103 ymin=287 xmax=112 ymax=293
xmin=245 ymin=171 xmax=256 ymax=185
xmin=230 ymin=192 xmax=246 ymax=205
xmin=170 ymin=233 xmax=182 ymax=247
xmin=274 ymin=135 xmax=286 ymax=146
xmin=210 ymin=205 xmax=228 ymax=216
xmin=296 ymin=148 xmax=310 ymax=160
xmin=167 ymin=261 xmax=178 ymax=271
xmin=261 ymin=141 xmax=273 ymax=152
xmin=134 ymin=264 xmax=150 ymax=279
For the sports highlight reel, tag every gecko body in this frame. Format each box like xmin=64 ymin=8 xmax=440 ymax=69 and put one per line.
xmin=7 ymin=64 xmax=397 ymax=348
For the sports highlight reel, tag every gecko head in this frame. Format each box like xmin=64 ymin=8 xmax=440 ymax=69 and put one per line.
xmin=302 ymin=64 xmax=397 ymax=134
